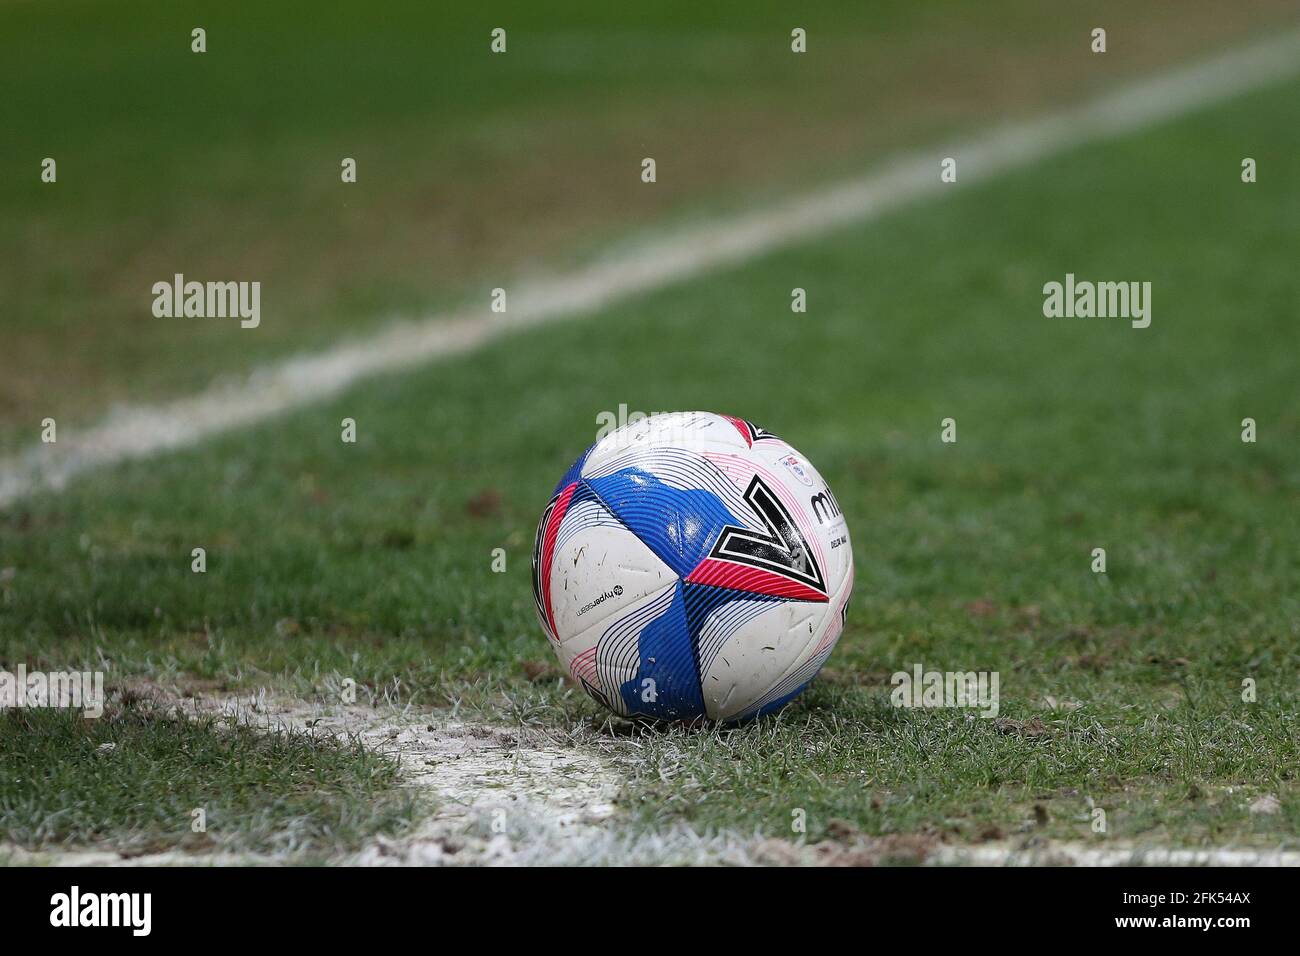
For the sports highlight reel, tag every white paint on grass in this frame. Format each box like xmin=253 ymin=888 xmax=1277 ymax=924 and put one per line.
xmin=209 ymin=695 xmax=764 ymax=866
xmin=263 ymin=701 xmax=754 ymax=865
xmin=931 ymin=844 xmax=1300 ymax=867
xmin=284 ymin=704 xmax=625 ymax=865
xmin=3 ymin=28 xmax=1300 ymax=508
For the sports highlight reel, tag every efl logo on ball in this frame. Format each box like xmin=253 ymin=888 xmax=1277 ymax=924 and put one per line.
xmin=532 ymin=412 xmax=853 ymax=722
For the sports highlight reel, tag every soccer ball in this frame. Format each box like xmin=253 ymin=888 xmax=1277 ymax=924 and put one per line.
xmin=532 ymin=411 xmax=853 ymax=722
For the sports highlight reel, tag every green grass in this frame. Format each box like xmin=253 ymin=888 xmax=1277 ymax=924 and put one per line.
xmin=3 ymin=60 xmax=1299 ymax=853
xmin=0 ymin=691 xmax=418 ymax=858
xmin=620 ymin=688 xmax=1298 ymax=846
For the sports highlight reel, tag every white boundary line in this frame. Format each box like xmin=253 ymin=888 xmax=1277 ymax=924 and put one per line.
xmin=4 ymin=28 xmax=1300 ymax=508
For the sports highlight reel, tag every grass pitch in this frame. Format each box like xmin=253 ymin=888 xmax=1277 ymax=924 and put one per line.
xmin=0 ymin=692 xmax=413 ymax=859
xmin=3 ymin=62 xmax=1298 ymax=858
xmin=3 ymin=3 xmax=1300 ymax=862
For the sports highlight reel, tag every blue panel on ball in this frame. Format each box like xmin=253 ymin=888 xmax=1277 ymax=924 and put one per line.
xmin=583 ymin=467 xmax=741 ymax=578
xmin=552 ymin=442 xmax=595 ymax=497
xmin=618 ymin=583 xmax=704 ymax=719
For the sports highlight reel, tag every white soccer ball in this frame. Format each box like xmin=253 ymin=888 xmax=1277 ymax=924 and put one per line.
xmin=532 ymin=411 xmax=853 ymax=722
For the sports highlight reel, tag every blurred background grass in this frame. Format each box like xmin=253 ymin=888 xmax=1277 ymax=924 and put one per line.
xmin=4 ymin=0 xmax=1298 ymax=450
